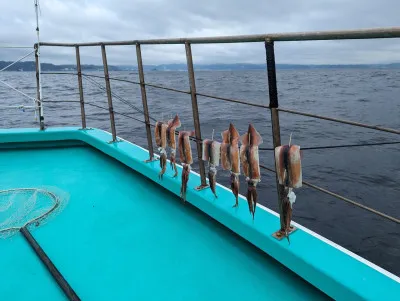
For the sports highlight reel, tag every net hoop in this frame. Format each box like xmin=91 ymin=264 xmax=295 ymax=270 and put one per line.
xmin=0 ymin=187 xmax=66 ymax=237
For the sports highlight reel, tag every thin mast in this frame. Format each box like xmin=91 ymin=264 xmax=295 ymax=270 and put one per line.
xmin=34 ymin=0 xmax=44 ymax=129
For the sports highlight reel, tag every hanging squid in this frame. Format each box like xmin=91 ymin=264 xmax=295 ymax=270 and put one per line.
xmin=178 ymin=131 xmax=194 ymax=202
xmin=202 ymin=139 xmax=221 ymax=198
xmin=275 ymin=144 xmax=302 ymax=243
xmin=166 ymin=114 xmax=181 ymax=177
xmin=221 ymin=123 xmax=241 ymax=207
xmin=240 ymin=124 xmax=263 ymax=219
xmin=155 ymin=121 xmax=168 ymax=179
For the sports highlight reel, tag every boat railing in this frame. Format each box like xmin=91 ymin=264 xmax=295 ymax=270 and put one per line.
xmin=24 ymin=27 xmax=400 ymax=227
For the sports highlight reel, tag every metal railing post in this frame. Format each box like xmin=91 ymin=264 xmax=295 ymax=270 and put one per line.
xmin=136 ymin=43 xmax=155 ymax=161
xmin=185 ymin=42 xmax=207 ymax=188
xmin=75 ymin=46 xmax=86 ymax=129
xmin=265 ymin=39 xmax=286 ymax=231
xmin=34 ymin=44 xmax=44 ymax=130
xmin=100 ymin=44 xmax=117 ymax=142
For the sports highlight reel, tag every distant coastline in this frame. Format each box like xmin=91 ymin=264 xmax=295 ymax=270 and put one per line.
xmin=1 ymin=61 xmax=399 ymax=72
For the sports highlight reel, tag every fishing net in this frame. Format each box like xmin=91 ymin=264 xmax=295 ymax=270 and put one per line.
xmin=0 ymin=187 xmax=69 ymax=238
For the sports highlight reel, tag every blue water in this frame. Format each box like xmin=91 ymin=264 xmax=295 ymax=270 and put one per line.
xmin=0 ymin=69 xmax=399 ymax=276
xmin=0 ymin=146 xmax=329 ymax=300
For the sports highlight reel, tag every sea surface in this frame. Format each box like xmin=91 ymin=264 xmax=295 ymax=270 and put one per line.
xmin=1 ymin=69 xmax=399 ymax=276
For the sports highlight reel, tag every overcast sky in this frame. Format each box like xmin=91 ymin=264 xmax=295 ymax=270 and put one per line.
xmin=1 ymin=0 xmax=399 ymax=65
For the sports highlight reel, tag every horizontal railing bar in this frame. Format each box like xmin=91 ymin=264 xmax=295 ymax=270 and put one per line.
xmin=39 ymin=27 xmax=400 ymax=47
xmin=196 ymin=92 xmax=270 ymax=109
xmin=259 ymin=164 xmax=400 ymax=224
xmin=278 ymin=107 xmax=400 ymax=135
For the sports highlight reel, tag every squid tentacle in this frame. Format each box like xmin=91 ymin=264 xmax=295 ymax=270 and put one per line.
xmin=158 ymin=150 xmax=167 ymax=179
xmin=281 ymin=188 xmax=294 ymax=244
xmin=246 ymin=179 xmax=258 ymax=220
xmin=180 ymin=164 xmax=190 ymax=202
xmin=208 ymin=165 xmax=218 ymax=198
xmin=231 ymin=173 xmax=239 ymax=207
xmin=170 ymin=150 xmax=178 ymax=177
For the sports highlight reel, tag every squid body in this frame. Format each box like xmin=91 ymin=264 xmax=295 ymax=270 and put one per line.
xmin=155 ymin=121 xmax=168 ymax=179
xmin=221 ymin=123 xmax=241 ymax=207
xmin=275 ymin=144 xmax=302 ymax=243
xmin=178 ymin=130 xmax=194 ymax=202
xmin=240 ymin=124 xmax=263 ymax=219
xmin=202 ymin=139 xmax=221 ymax=198
xmin=166 ymin=115 xmax=181 ymax=177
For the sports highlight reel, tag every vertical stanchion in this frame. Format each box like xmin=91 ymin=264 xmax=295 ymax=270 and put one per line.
xmin=100 ymin=44 xmax=117 ymax=142
xmin=265 ymin=39 xmax=286 ymax=231
xmin=185 ymin=42 xmax=207 ymax=189
xmin=136 ymin=43 xmax=155 ymax=161
xmin=75 ymin=46 xmax=86 ymax=129
xmin=34 ymin=44 xmax=44 ymax=130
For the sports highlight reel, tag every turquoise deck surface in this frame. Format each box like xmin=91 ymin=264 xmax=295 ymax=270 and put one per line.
xmin=0 ymin=233 xmax=65 ymax=300
xmin=0 ymin=145 xmax=327 ymax=300
xmin=0 ymin=127 xmax=399 ymax=300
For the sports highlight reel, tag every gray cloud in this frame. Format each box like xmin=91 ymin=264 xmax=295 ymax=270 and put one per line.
xmin=1 ymin=0 xmax=400 ymax=65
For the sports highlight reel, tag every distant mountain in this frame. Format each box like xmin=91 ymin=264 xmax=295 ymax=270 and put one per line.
xmin=0 ymin=61 xmax=121 ymax=72
xmin=1 ymin=61 xmax=400 ymax=72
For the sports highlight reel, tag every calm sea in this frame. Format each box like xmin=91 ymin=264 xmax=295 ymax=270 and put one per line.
xmin=1 ymin=69 xmax=399 ymax=275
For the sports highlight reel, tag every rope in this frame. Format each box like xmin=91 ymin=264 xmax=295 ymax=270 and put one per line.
xmin=0 ymin=50 xmax=35 ymax=72
xmin=259 ymin=164 xmax=400 ymax=224
xmin=259 ymin=141 xmax=400 ymax=151
xmin=0 ymin=105 xmax=35 ymax=110
xmin=42 ymin=92 xmax=80 ymax=100
xmin=278 ymin=107 xmax=400 ymax=135
xmin=0 ymin=46 xmax=33 ymax=49
xmin=0 ymin=79 xmax=37 ymax=102
xmin=81 ymin=74 xmax=205 ymax=143
xmin=41 ymin=72 xmax=76 ymax=76
xmin=82 ymin=74 xmax=157 ymax=122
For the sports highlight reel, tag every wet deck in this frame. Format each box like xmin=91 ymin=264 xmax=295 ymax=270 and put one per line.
xmin=0 ymin=145 xmax=328 ymax=300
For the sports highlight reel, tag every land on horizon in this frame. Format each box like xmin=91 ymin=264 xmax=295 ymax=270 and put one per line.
xmin=1 ymin=61 xmax=400 ymax=72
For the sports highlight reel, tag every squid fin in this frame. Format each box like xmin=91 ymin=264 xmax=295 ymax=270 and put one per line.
xmin=241 ymin=124 xmax=263 ymax=146
xmin=229 ymin=123 xmax=240 ymax=145
xmin=168 ymin=114 xmax=181 ymax=128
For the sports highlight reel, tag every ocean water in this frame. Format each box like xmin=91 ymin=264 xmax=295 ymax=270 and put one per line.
xmin=0 ymin=69 xmax=399 ymax=276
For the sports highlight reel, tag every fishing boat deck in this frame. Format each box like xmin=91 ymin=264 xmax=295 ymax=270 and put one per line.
xmin=0 ymin=140 xmax=328 ymax=300
xmin=0 ymin=127 xmax=398 ymax=300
